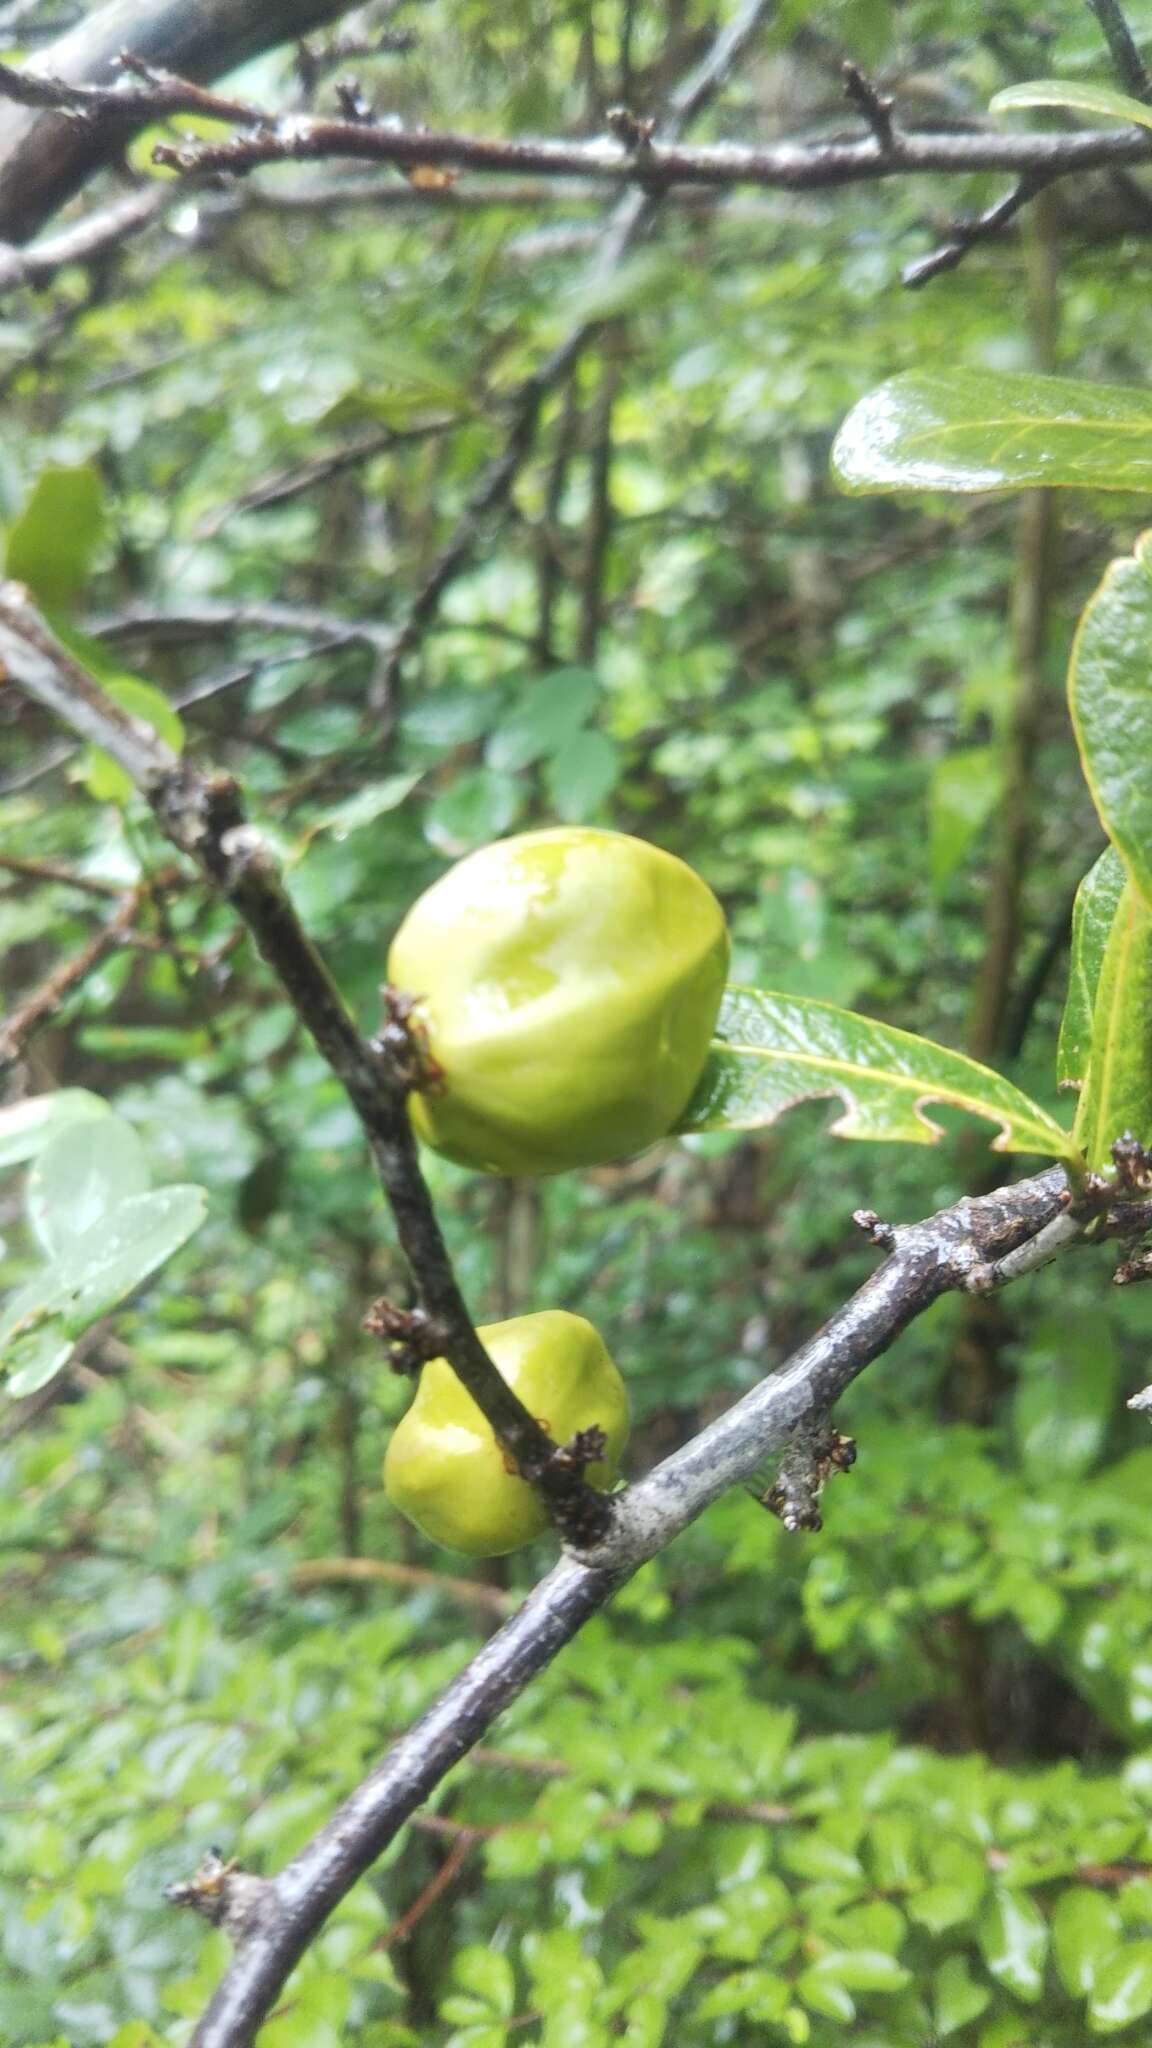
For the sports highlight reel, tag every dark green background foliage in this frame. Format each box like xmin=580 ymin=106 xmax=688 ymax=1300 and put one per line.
xmin=5 ymin=0 xmax=1152 ymax=2040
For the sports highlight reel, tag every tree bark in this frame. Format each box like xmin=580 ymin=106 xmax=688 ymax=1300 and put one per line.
xmin=0 ymin=0 xmax=355 ymax=243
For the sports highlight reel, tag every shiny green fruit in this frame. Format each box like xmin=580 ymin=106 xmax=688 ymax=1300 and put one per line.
xmin=388 ymin=827 xmax=729 ymax=1174
xmin=383 ymin=1310 xmax=630 ymax=1556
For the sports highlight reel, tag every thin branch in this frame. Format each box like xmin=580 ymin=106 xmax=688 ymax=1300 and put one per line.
xmin=178 ymin=1163 xmax=1072 ymax=2047
xmin=1083 ymin=0 xmax=1152 ymax=101
xmin=194 ymin=420 xmax=455 ymax=535
xmin=0 ymin=182 xmax=166 ymax=298
xmin=371 ymin=0 xmax=775 ymax=707
xmin=841 ymin=60 xmax=897 ymax=152
xmin=260 ymin=1555 xmax=513 ymax=1617
xmin=903 ymin=173 xmax=1051 ymax=288
xmin=0 ymin=581 xmax=611 ymax=1549
xmin=0 ymin=853 xmax=121 ymax=896
xmin=134 ymin=109 xmax=1152 ymax=193
xmin=0 ymin=882 xmax=147 ymax=1071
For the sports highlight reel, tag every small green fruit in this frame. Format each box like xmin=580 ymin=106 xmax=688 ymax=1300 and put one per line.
xmin=388 ymin=826 xmax=729 ymax=1174
xmin=383 ymin=1309 xmax=629 ymax=1556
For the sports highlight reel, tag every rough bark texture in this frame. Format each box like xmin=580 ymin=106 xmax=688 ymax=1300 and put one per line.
xmin=0 ymin=0 xmax=355 ymax=243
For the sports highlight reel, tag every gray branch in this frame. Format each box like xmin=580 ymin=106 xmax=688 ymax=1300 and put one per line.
xmin=0 ymin=0 xmax=360 ymax=242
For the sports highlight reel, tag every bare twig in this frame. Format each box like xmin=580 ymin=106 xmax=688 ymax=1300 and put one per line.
xmin=177 ymin=1162 xmax=1072 ymax=2046
xmin=260 ymin=1554 xmax=513 ymax=1617
xmin=1083 ymin=0 xmax=1151 ymax=101
xmin=841 ymin=60 xmax=897 ymax=152
xmin=0 ymin=581 xmax=611 ymax=1549
xmin=194 ymin=420 xmax=455 ymax=535
xmin=903 ymin=173 xmax=1051 ymax=288
xmin=0 ymin=853 xmax=121 ymax=896
xmin=0 ymin=882 xmax=147 ymax=1071
xmin=371 ymin=0 xmax=775 ymax=708
xmin=0 ymin=182 xmax=166 ymax=298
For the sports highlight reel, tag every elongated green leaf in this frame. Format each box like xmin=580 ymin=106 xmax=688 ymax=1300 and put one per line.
xmin=1052 ymin=1887 xmax=1121 ymax=1998
xmin=1059 ymin=848 xmax=1127 ymax=1088
xmin=6 ymin=462 xmax=105 ymax=609
xmin=1073 ymin=879 xmax=1152 ymax=1166
xmin=991 ymin=79 xmax=1152 ymax=131
xmin=832 ymin=370 xmax=1152 ymax=494
xmin=978 ymin=1888 xmax=1048 ymax=2003
xmin=1069 ymin=535 xmax=1152 ymax=904
xmin=27 ymin=1115 xmax=150 ymax=1261
xmin=680 ymin=986 xmax=1076 ymax=1159
xmin=0 ymin=1089 xmax=109 ymax=1171
xmin=929 ymin=745 xmax=1000 ymax=891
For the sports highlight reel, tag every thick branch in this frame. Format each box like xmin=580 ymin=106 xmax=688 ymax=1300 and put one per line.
xmin=0 ymin=582 xmax=610 ymax=1547
xmin=183 ymin=1162 xmax=1071 ymax=2046
xmin=0 ymin=0 xmax=359 ymax=243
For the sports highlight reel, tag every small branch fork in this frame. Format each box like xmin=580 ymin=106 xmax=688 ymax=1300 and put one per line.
xmin=0 ymin=581 xmax=610 ymax=1549
xmin=4 ymin=48 xmax=1151 ymax=192
xmin=5 ymin=580 xmax=1137 ymax=2043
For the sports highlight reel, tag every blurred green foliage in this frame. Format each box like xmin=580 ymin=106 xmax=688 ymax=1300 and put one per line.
xmin=5 ymin=0 xmax=1152 ymax=2040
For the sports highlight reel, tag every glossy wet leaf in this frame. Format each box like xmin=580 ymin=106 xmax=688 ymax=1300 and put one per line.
xmin=681 ymin=986 xmax=1076 ymax=1159
xmin=1072 ymin=880 xmax=1152 ymax=1166
xmin=0 ymin=1090 xmax=110 ymax=1171
xmin=832 ymin=370 xmax=1152 ymax=494
xmin=1069 ymin=535 xmax=1152 ymax=905
xmin=27 ymin=1115 xmax=150 ymax=1260
xmin=0 ymin=1185 xmax=207 ymax=1396
xmin=1052 ymin=1887 xmax=1121 ymax=1997
xmin=1088 ymin=1942 xmax=1152 ymax=2031
xmin=991 ymin=79 xmax=1152 ymax=130
xmin=933 ymin=1955 xmax=991 ymax=2035
xmin=1059 ymin=848 xmax=1127 ymax=1088
xmin=978 ymin=1888 xmax=1048 ymax=2002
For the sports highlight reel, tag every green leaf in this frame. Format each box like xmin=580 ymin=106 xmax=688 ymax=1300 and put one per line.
xmin=1052 ymin=1888 xmax=1121 ymax=1998
xmin=424 ymin=768 xmax=521 ymax=856
xmin=1059 ymin=848 xmax=1127 ymax=1088
xmin=0 ymin=1185 xmax=207 ymax=1396
xmin=977 ymin=1888 xmax=1049 ymax=2003
xmin=486 ymin=669 xmax=600 ymax=772
xmin=26 ymin=1115 xmax=150 ymax=1260
xmin=1088 ymin=1942 xmax=1152 ymax=2032
xmin=808 ymin=1949 xmax=910 ymax=1992
xmin=1014 ymin=1312 xmax=1120 ymax=1479
xmin=832 ymin=370 xmax=1152 ymax=494
xmin=450 ymin=1948 xmax=516 ymax=2018
xmin=929 ymin=745 xmax=1001 ymax=891
xmin=680 ymin=985 xmax=1076 ymax=1160
xmin=1072 ymin=880 xmax=1152 ymax=1166
xmin=0 ymin=1089 xmax=110 ymax=1170
xmin=1068 ymin=536 xmax=1152 ymax=905
xmin=991 ymin=79 xmax=1152 ymax=131
xmin=6 ymin=462 xmax=105 ymax=609
xmin=546 ymin=729 xmax=620 ymax=822
xmin=308 ymin=773 xmax=421 ymax=842
xmin=795 ymin=1966 xmax=855 ymax=2023
xmin=934 ymin=1955 xmax=991 ymax=2035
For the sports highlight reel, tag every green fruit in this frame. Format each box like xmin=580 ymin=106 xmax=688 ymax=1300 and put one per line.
xmin=383 ymin=1309 xmax=629 ymax=1556
xmin=388 ymin=826 xmax=729 ymax=1174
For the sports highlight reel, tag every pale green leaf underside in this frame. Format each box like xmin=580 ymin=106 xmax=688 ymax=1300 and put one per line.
xmin=681 ymin=986 xmax=1075 ymax=1160
xmin=1058 ymin=847 xmax=1126 ymax=1089
xmin=0 ymin=1089 xmax=110 ymax=1170
xmin=1069 ymin=535 xmax=1152 ymax=907
xmin=0 ymin=1184 xmax=207 ymax=1396
xmin=832 ymin=370 xmax=1152 ymax=495
xmin=1072 ymin=881 xmax=1152 ymax=1169
xmin=991 ymin=79 xmax=1152 ymax=132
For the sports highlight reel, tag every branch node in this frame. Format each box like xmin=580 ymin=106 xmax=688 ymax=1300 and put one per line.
xmin=758 ymin=1418 xmax=857 ymax=1533
xmin=164 ymin=1850 xmax=280 ymax=1945
xmin=852 ymin=1207 xmax=897 ymax=1250
xmin=373 ymin=986 xmax=442 ymax=1095
xmin=363 ymin=1298 xmax=447 ymax=1373
xmin=1112 ymin=1131 xmax=1152 ymax=1193
xmin=605 ymin=104 xmax=656 ymax=155
xmin=841 ymin=61 xmax=897 ymax=152
xmin=335 ymin=76 xmax=374 ymax=124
